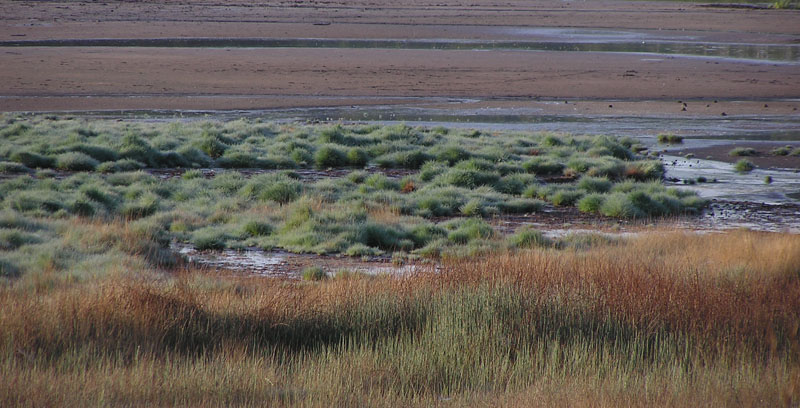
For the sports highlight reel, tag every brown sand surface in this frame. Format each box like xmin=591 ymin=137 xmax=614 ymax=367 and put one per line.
xmin=1 ymin=0 xmax=799 ymax=112
xmin=3 ymin=1 xmax=800 ymax=39
xmin=2 ymin=47 xmax=798 ymax=112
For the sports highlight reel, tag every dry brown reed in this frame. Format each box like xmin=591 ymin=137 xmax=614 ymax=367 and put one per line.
xmin=1 ymin=229 xmax=798 ymax=406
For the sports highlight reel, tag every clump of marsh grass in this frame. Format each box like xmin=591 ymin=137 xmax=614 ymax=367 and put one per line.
xmin=657 ymin=133 xmax=683 ymax=144
xmin=734 ymin=159 xmax=755 ymax=172
xmin=301 ymin=265 xmax=327 ymax=281
xmin=729 ymin=147 xmax=757 ymax=157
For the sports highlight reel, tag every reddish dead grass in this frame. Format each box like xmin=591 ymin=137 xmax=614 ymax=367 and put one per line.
xmin=1 ymin=230 xmax=799 ymax=406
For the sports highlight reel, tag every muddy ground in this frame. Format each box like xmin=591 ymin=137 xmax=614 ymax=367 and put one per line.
xmin=1 ymin=0 xmax=799 ymax=113
xmin=670 ymin=142 xmax=800 ymax=170
xmin=174 ymin=199 xmax=800 ymax=279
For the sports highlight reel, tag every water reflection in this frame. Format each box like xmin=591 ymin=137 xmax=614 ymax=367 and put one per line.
xmin=3 ymin=38 xmax=798 ymax=62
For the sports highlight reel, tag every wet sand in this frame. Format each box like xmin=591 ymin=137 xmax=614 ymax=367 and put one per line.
xmin=1 ymin=47 xmax=798 ymax=112
xmin=1 ymin=0 xmax=799 ymax=113
xmin=3 ymin=1 xmax=800 ymax=40
xmin=673 ymin=142 xmax=800 ymax=170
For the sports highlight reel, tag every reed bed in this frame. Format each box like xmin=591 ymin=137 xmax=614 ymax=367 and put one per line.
xmin=1 ymin=230 xmax=799 ymax=406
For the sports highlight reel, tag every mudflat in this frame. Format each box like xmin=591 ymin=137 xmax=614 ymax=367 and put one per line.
xmin=1 ymin=0 xmax=799 ymax=112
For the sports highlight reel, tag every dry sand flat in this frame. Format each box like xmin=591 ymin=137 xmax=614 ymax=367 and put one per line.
xmin=0 ymin=0 xmax=799 ymax=112
xmin=3 ymin=0 xmax=800 ymax=38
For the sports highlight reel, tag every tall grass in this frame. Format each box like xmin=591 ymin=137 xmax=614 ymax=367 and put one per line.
xmin=1 ymin=230 xmax=798 ymax=406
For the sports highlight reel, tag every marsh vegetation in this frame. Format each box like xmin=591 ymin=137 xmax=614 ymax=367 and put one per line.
xmin=0 ymin=117 xmax=707 ymax=280
xmin=4 ymin=117 xmax=792 ymax=407
xmin=1 ymin=230 xmax=799 ymax=406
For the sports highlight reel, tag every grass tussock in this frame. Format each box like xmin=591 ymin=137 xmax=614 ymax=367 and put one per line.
xmin=0 ymin=132 xmax=705 ymax=261
xmin=1 ymin=230 xmax=799 ymax=406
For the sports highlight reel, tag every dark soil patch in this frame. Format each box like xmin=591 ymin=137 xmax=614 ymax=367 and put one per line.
xmin=674 ymin=142 xmax=800 ymax=170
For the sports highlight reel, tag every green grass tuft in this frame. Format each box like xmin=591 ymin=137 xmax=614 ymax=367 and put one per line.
xmin=301 ymin=266 xmax=327 ymax=281
xmin=734 ymin=159 xmax=755 ymax=172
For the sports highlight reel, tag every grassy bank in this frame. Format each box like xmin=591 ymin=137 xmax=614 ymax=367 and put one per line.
xmin=1 ymin=230 xmax=799 ymax=406
xmin=1 ymin=117 xmax=707 ymax=279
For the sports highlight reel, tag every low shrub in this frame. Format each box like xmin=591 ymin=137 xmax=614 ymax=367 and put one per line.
xmin=414 ymin=187 xmax=467 ymax=216
xmin=577 ymin=194 xmax=606 ymax=213
xmin=217 ymin=151 xmax=263 ymax=168
xmin=459 ymin=199 xmax=485 ymax=216
xmin=771 ymin=146 xmax=793 ymax=156
xmin=409 ymin=223 xmax=447 ymax=247
xmin=11 ymin=151 xmax=55 ymax=169
xmin=7 ymin=191 xmax=64 ymax=214
xmin=600 ymin=193 xmax=643 ymax=218
xmin=346 ymin=170 xmax=369 ymax=184
xmin=70 ymin=198 xmax=95 ymax=216
xmin=345 ymin=243 xmax=382 ymax=257
xmin=541 ymin=134 xmax=564 ymax=147
xmin=120 ymin=193 xmax=159 ymax=219
xmin=498 ymin=198 xmax=543 ymax=214
xmin=734 ymin=159 xmax=755 ymax=172
xmin=436 ymin=168 xmax=500 ymax=189
xmin=66 ymin=144 xmax=118 ymax=162
xmin=592 ymin=136 xmax=634 ymax=160
xmin=0 ymin=259 xmax=20 ymax=278
xmin=434 ymin=145 xmax=470 ymax=165
xmin=359 ymin=223 xmax=414 ymax=251
xmin=364 ymin=174 xmax=399 ymax=191
xmin=447 ymin=218 xmax=494 ymax=244
xmin=508 ymin=227 xmax=550 ymax=248
xmin=302 ymin=266 xmax=327 ymax=281
xmin=196 ymin=134 xmax=229 ymax=158
xmin=314 ymin=145 xmax=347 ymax=168
xmin=97 ymin=159 xmax=146 ymax=173
xmin=55 ymin=152 xmax=100 ymax=171
xmin=242 ymin=221 xmax=273 ymax=237
xmin=346 ymin=148 xmax=369 ymax=167
xmin=0 ymin=229 xmax=41 ymax=250
xmin=522 ymin=157 xmax=564 ymax=176
xmin=119 ymin=133 xmax=160 ymax=166
xmin=657 ymin=133 xmax=684 ymax=144
xmin=240 ymin=174 xmax=302 ymax=204
xmin=0 ymin=161 xmax=30 ymax=174
xmin=577 ymin=176 xmax=612 ymax=193
xmin=729 ymin=147 xmax=757 ymax=157
xmin=182 ymin=169 xmax=204 ymax=180
xmin=624 ymin=161 xmax=664 ymax=181
xmin=176 ymin=146 xmax=213 ymax=167
xmin=550 ymin=190 xmax=583 ymax=207
xmin=192 ymin=228 xmax=228 ymax=250
xmin=375 ymin=150 xmax=432 ymax=169
xmin=418 ymin=161 xmax=448 ymax=182
xmin=493 ymin=173 xmax=536 ymax=195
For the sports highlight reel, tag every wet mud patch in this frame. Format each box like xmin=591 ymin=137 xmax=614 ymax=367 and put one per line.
xmin=686 ymin=200 xmax=800 ymax=233
xmin=169 ymin=199 xmax=800 ymax=278
xmin=662 ymin=154 xmax=800 ymax=204
xmin=667 ymin=141 xmax=800 ymax=170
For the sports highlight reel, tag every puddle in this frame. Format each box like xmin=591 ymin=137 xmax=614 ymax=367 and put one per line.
xmin=1 ymin=37 xmax=797 ymax=63
xmin=681 ymin=200 xmax=800 ymax=234
xmin=174 ymin=242 xmax=291 ymax=277
xmin=171 ymin=198 xmax=800 ymax=277
xmin=172 ymin=242 xmax=429 ymax=278
xmin=662 ymin=154 xmax=800 ymax=204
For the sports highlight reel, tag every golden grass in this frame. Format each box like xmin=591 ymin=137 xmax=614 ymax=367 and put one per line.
xmin=1 ymin=230 xmax=799 ymax=406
